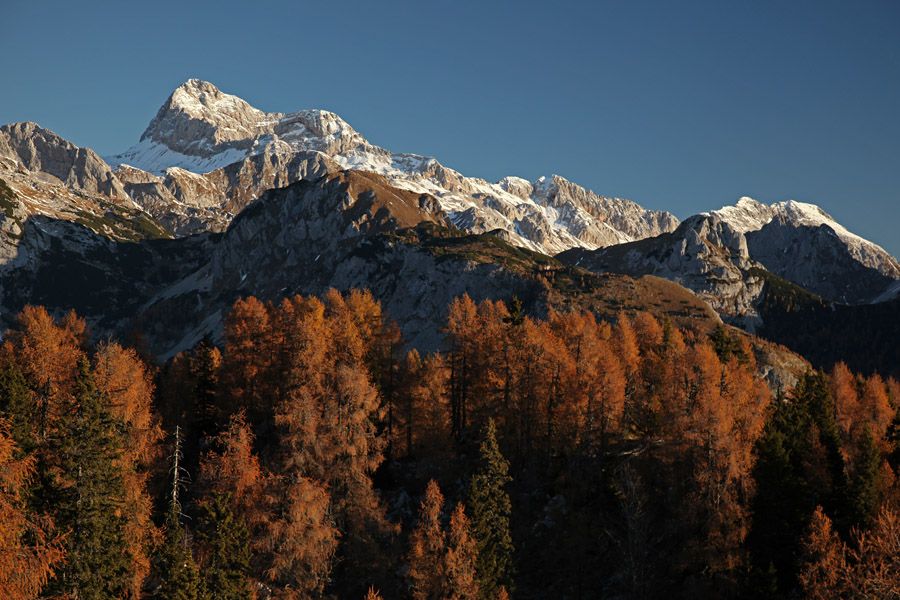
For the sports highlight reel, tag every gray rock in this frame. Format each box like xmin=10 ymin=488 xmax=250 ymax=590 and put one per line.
xmin=0 ymin=122 xmax=128 ymax=200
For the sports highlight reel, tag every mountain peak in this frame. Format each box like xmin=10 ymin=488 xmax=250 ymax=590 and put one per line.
xmin=106 ymin=81 xmax=677 ymax=253
xmin=165 ymin=79 xmax=261 ymax=121
xmin=113 ymin=80 xmax=364 ymax=174
xmin=139 ymin=79 xmax=268 ymax=150
xmin=710 ymin=196 xmax=900 ymax=284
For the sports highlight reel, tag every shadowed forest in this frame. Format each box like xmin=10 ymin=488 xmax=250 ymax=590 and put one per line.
xmin=3 ymin=290 xmax=900 ymax=599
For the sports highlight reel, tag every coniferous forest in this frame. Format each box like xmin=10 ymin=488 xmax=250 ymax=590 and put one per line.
xmin=3 ymin=291 xmax=900 ymax=599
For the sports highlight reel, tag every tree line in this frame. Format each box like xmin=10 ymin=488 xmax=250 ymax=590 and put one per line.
xmin=2 ymin=291 xmax=899 ymax=599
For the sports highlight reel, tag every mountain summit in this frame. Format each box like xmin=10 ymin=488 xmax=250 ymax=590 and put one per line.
xmin=107 ymin=79 xmax=679 ymax=252
xmin=710 ymin=197 xmax=900 ymax=302
xmin=1 ymin=79 xmax=898 ymax=355
xmin=110 ymin=79 xmax=364 ymax=175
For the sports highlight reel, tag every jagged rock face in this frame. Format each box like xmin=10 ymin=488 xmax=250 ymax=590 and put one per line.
xmin=747 ymin=217 xmax=896 ymax=304
xmin=711 ymin=197 xmax=900 ymax=302
xmin=0 ymin=215 xmax=211 ymax=334
xmin=0 ymin=123 xmax=128 ymax=200
xmin=107 ymin=79 xmax=680 ymax=253
xmin=532 ymin=175 xmax=679 ymax=241
xmin=133 ymin=170 xmax=455 ymax=354
xmin=115 ymin=151 xmax=338 ymax=235
xmin=0 ymin=125 xmax=175 ymax=272
xmin=558 ymin=214 xmax=766 ymax=328
xmin=139 ymin=79 xmax=366 ymax=159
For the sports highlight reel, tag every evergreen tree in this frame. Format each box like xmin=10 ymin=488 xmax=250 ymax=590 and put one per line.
xmin=466 ymin=419 xmax=514 ymax=600
xmin=709 ymin=324 xmax=746 ymax=364
xmin=45 ymin=356 xmax=131 ymax=600
xmin=747 ymin=398 xmax=811 ymax=591
xmin=196 ymin=491 xmax=251 ymax=600
xmin=849 ymin=427 xmax=882 ymax=528
xmin=153 ymin=426 xmax=205 ymax=600
xmin=748 ymin=371 xmax=854 ymax=594
xmin=155 ymin=505 xmax=206 ymax=600
xmin=502 ymin=296 xmax=525 ymax=328
xmin=189 ymin=335 xmax=221 ymax=442
xmin=800 ymin=371 xmax=848 ymax=505
xmin=0 ymin=363 xmax=36 ymax=456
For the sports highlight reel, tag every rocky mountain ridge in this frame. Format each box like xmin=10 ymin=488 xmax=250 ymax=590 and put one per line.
xmin=558 ymin=214 xmax=768 ymax=329
xmin=710 ymin=197 xmax=900 ymax=302
xmin=0 ymin=79 xmax=897 ymax=373
xmin=105 ymin=79 xmax=679 ymax=252
xmin=558 ymin=201 xmax=900 ymax=329
xmin=2 ymin=166 xmax=807 ymax=389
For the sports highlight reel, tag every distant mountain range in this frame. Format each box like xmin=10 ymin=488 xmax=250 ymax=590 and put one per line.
xmin=1 ymin=79 xmax=897 ymax=380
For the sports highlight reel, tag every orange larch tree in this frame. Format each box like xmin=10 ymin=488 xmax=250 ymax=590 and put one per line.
xmin=797 ymin=506 xmax=848 ymax=600
xmin=407 ymin=479 xmax=447 ymax=600
xmin=445 ymin=503 xmax=480 ymax=600
xmin=220 ymin=295 xmax=276 ymax=423
xmin=445 ymin=294 xmax=480 ymax=440
xmin=0 ymin=421 xmax=64 ymax=599
xmin=830 ymin=362 xmax=861 ymax=453
xmin=1 ymin=306 xmax=86 ymax=440
xmin=92 ymin=341 xmax=162 ymax=597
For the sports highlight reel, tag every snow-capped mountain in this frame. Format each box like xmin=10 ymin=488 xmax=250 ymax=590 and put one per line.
xmin=709 ymin=197 xmax=900 ymax=303
xmin=559 ymin=196 xmax=900 ymax=327
xmin=710 ymin=197 xmax=899 ymax=276
xmin=106 ymin=79 xmax=679 ymax=252
xmin=2 ymin=77 xmax=899 ymax=357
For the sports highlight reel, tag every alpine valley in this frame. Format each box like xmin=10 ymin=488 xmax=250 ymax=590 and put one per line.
xmin=1 ymin=79 xmax=898 ymax=378
xmin=6 ymin=80 xmax=900 ymax=600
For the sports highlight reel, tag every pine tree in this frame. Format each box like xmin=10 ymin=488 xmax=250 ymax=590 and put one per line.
xmin=155 ymin=506 xmax=206 ymax=600
xmin=0 ymin=363 xmax=36 ymax=456
xmin=466 ymin=420 xmax=514 ymax=600
xmin=153 ymin=426 xmax=205 ymax=600
xmin=43 ymin=356 xmax=130 ymax=600
xmin=190 ymin=335 xmax=221 ymax=442
xmin=849 ymin=427 xmax=882 ymax=528
xmin=502 ymin=296 xmax=525 ymax=327
xmin=197 ymin=492 xmax=251 ymax=600
xmin=801 ymin=371 xmax=847 ymax=503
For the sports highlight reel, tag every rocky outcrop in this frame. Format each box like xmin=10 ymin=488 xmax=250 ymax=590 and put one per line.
xmin=558 ymin=214 xmax=766 ymax=328
xmin=0 ymin=122 xmax=129 ymax=201
xmin=747 ymin=216 xmax=896 ymax=304
xmin=137 ymin=79 xmax=367 ymax=161
xmin=532 ymin=175 xmax=679 ymax=241
xmin=711 ymin=197 xmax=900 ymax=302
xmin=114 ymin=150 xmax=338 ymax=235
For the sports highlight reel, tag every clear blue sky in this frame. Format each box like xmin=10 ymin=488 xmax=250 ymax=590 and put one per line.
xmin=3 ymin=0 xmax=899 ymax=257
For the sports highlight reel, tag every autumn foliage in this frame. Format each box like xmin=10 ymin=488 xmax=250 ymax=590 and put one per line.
xmin=2 ymin=294 xmax=900 ymax=599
